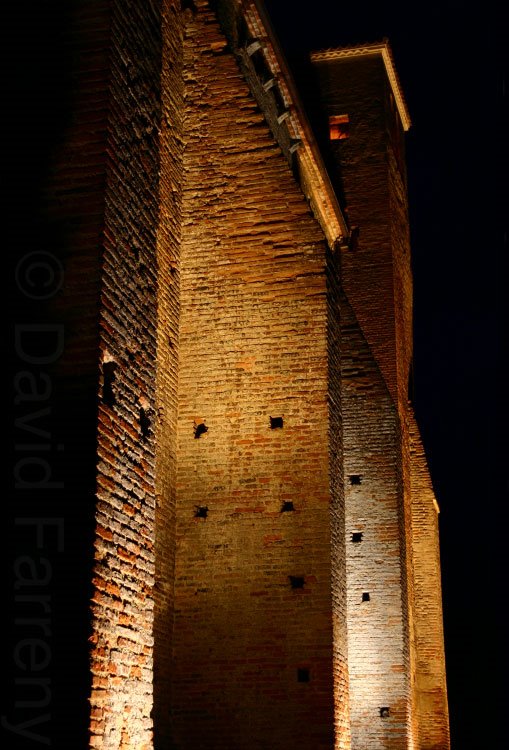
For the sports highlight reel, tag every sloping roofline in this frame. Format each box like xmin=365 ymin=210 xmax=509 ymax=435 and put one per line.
xmin=310 ymin=41 xmax=412 ymax=131
xmin=245 ymin=0 xmax=350 ymax=248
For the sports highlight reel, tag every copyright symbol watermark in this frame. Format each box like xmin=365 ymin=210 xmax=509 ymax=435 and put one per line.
xmin=15 ymin=251 xmax=64 ymax=300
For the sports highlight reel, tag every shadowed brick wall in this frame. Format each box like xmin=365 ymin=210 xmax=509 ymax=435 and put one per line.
xmin=16 ymin=2 xmax=111 ymax=745
xmin=171 ymin=4 xmax=350 ymax=747
xmin=152 ymin=3 xmax=184 ymax=747
xmin=312 ymin=54 xmax=413 ymax=412
xmin=327 ymin=254 xmax=352 ymax=749
xmin=408 ymin=416 xmax=450 ymax=749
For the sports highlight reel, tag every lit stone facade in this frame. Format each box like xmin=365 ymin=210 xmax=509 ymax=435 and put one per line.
xmin=38 ymin=1 xmax=449 ymax=748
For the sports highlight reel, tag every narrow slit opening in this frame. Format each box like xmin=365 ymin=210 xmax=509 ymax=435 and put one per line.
xmin=102 ymin=361 xmax=117 ymax=407
xmin=289 ymin=576 xmax=305 ymax=589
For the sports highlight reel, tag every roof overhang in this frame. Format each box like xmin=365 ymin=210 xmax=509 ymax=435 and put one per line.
xmin=243 ymin=0 xmax=350 ymax=249
xmin=310 ymin=41 xmax=412 ymax=131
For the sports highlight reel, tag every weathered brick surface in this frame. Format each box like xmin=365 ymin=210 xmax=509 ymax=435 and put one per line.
xmin=327 ymin=254 xmax=352 ymax=749
xmin=88 ymin=2 xmax=183 ymax=748
xmin=171 ymin=4 xmax=350 ymax=747
xmin=408 ymin=415 xmax=450 ymax=749
xmin=399 ymin=415 xmax=420 ymax=748
xmin=386 ymin=92 xmax=413 ymax=417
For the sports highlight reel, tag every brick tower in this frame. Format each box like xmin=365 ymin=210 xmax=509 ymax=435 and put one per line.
xmin=312 ymin=43 xmax=450 ymax=749
xmin=7 ymin=2 xmax=449 ymax=749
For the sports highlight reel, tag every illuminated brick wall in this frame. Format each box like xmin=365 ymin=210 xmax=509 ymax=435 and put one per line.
xmin=327 ymin=254 xmax=353 ymax=748
xmin=171 ymin=4 xmax=350 ymax=748
xmin=408 ymin=417 xmax=450 ymax=749
xmin=340 ymin=293 xmax=412 ymax=748
xmin=88 ymin=1 xmax=183 ymax=748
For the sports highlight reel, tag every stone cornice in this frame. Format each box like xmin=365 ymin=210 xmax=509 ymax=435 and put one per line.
xmin=311 ymin=41 xmax=412 ymax=131
xmin=242 ymin=0 xmax=350 ymax=249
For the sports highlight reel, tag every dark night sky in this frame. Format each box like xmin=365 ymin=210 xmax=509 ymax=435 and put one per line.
xmin=262 ymin=0 xmax=505 ymax=746
xmin=5 ymin=2 xmax=505 ymax=748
